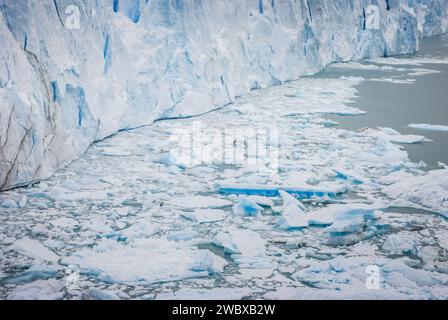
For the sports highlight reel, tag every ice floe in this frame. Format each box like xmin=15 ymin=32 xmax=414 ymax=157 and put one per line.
xmin=383 ymin=169 xmax=448 ymax=217
xmin=63 ymin=239 xmax=227 ymax=284
xmin=214 ymin=229 xmax=270 ymax=269
xmin=181 ymin=209 xmax=226 ymax=224
xmin=168 ymin=196 xmax=232 ymax=209
xmin=10 ymin=238 xmax=59 ymax=263
xmin=409 ymin=123 xmax=448 ymax=132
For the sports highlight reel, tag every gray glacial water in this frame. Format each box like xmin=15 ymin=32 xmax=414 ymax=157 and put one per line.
xmin=323 ymin=34 xmax=448 ymax=170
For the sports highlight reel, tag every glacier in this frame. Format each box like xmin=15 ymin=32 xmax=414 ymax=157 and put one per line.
xmin=1 ymin=0 xmax=448 ymax=190
xmin=1 ymin=46 xmax=448 ymax=299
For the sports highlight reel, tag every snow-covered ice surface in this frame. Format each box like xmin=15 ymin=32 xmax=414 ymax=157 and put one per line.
xmin=1 ymin=43 xmax=448 ymax=299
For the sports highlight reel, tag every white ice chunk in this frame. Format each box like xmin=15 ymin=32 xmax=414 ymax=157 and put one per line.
xmin=63 ymin=239 xmax=226 ymax=284
xmin=409 ymin=123 xmax=448 ymax=132
xmin=383 ymin=169 xmax=448 ymax=217
xmin=232 ymin=197 xmax=263 ymax=217
xmin=119 ymin=220 xmax=161 ymax=242
xmin=10 ymin=238 xmax=59 ymax=263
xmin=382 ymin=234 xmax=418 ymax=255
xmin=325 ymin=205 xmax=385 ymax=246
xmin=362 ymin=127 xmax=429 ymax=144
xmin=168 ymin=196 xmax=232 ymax=209
xmin=247 ymin=195 xmax=274 ymax=208
xmin=1 ymin=199 xmax=17 ymax=208
xmin=157 ymin=288 xmax=253 ymax=300
xmin=83 ymin=288 xmax=121 ymax=300
xmin=50 ymin=217 xmax=79 ymax=229
xmin=214 ymin=229 xmax=270 ymax=269
xmin=279 ymin=190 xmax=306 ymax=211
xmin=7 ymin=280 xmax=64 ymax=300
xmin=181 ymin=209 xmax=226 ymax=224
xmin=167 ymin=230 xmax=199 ymax=241
xmin=278 ymin=202 xmax=308 ymax=230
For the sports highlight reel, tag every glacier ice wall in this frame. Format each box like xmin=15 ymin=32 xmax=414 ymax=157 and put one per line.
xmin=0 ymin=0 xmax=447 ymax=190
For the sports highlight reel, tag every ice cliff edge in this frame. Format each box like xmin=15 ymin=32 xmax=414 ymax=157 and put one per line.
xmin=1 ymin=0 xmax=447 ymax=190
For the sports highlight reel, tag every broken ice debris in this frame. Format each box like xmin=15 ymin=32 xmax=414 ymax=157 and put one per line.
xmin=119 ymin=220 xmax=161 ymax=243
xmin=62 ymin=239 xmax=227 ymax=284
xmin=181 ymin=209 xmax=226 ymax=223
xmin=232 ymin=197 xmax=263 ymax=217
xmin=167 ymin=230 xmax=199 ymax=241
xmin=382 ymin=234 xmax=418 ymax=255
xmin=324 ymin=205 xmax=387 ymax=246
xmin=383 ymin=168 xmax=448 ymax=217
xmin=168 ymin=195 xmax=232 ymax=209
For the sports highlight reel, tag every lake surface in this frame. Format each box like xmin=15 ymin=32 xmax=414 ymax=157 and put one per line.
xmin=321 ymin=34 xmax=448 ymax=169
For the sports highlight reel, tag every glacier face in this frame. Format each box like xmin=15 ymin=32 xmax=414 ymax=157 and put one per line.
xmin=0 ymin=0 xmax=447 ymax=190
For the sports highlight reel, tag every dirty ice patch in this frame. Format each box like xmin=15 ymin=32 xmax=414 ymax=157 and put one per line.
xmin=409 ymin=123 xmax=448 ymax=132
xmin=62 ymin=239 xmax=227 ymax=284
xmin=168 ymin=196 xmax=232 ymax=209
xmin=383 ymin=169 xmax=448 ymax=217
